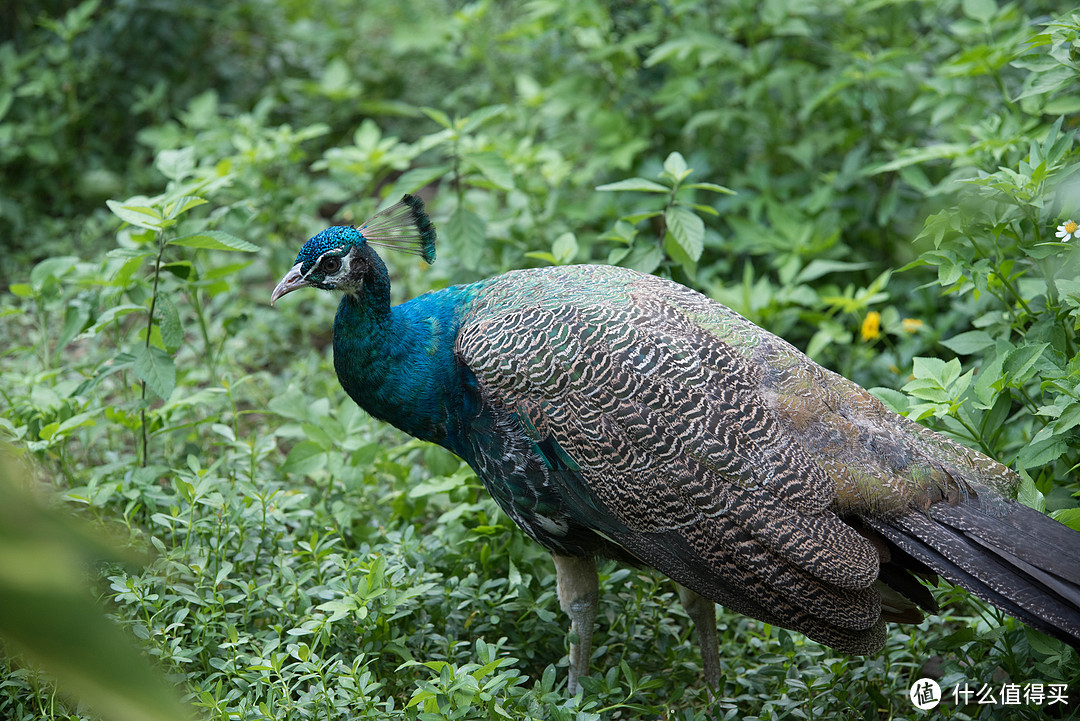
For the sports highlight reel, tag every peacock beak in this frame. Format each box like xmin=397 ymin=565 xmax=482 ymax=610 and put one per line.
xmin=270 ymin=263 xmax=308 ymax=306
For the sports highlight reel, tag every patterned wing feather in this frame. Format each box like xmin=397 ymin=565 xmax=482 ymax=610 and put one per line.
xmin=455 ymin=265 xmax=918 ymax=651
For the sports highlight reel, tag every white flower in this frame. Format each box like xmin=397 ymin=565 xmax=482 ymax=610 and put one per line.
xmin=1056 ymin=220 xmax=1080 ymax=240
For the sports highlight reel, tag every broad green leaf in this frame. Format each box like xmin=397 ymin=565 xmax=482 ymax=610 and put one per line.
xmin=106 ymin=200 xmax=163 ymax=231
xmin=79 ymin=305 xmax=144 ymax=339
xmin=552 ymin=232 xmax=578 ymax=264
xmin=38 ymin=411 xmax=97 ymax=441
xmin=420 ymin=107 xmax=452 ymax=129
xmin=133 ymin=345 xmax=176 ymax=400
xmin=282 ymin=441 xmax=327 ymax=475
xmin=383 ymin=164 xmax=451 ymax=200
xmin=30 ymin=256 xmax=79 ymax=289
xmin=1018 ymin=437 xmax=1066 ymax=471
xmin=9 ymin=283 xmax=32 ymax=298
xmin=962 ymin=0 xmax=996 ymax=22
xmin=662 ymin=151 xmax=690 ymax=182
xmin=445 ymin=206 xmax=486 ymax=270
xmin=460 ymin=104 xmax=507 ymax=133
xmin=974 ymin=352 xmax=1005 ymax=407
xmin=1003 ymin=343 xmax=1048 ymax=385
xmin=164 ymin=195 xmax=206 ymax=219
xmin=596 ymin=178 xmax=670 ymax=193
xmin=169 ymin=231 xmax=258 ymax=252
xmin=155 ymin=147 xmax=195 ymax=181
xmin=665 ymin=206 xmax=704 ymax=261
xmin=464 ymin=151 xmax=514 ymax=190
xmin=940 ymin=330 xmax=994 ymax=355
xmin=794 ymin=260 xmax=875 ymax=284
xmin=155 ymin=296 xmax=183 ymax=354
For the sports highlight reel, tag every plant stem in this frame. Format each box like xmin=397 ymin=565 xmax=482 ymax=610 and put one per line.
xmin=140 ymin=231 xmax=167 ymax=467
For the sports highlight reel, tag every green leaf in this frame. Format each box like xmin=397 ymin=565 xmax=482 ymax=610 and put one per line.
xmin=155 ymin=296 xmax=183 ymax=354
xmin=961 ymin=0 xmax=996 ymax=22
xmin=662 ymin=152 xmax=690 ymax=183
xmin=460 ymin=104 xmax=507 ymax=133
xmin=445 ymin=206 xmax=486 ymax=270
xmin=552 ymin=232 xmax=578 ymax=264
xmin=155 ymin=147 xmax=195 ymax=181
xmin=282 ymin=441 xmax=328 ymax=475
xmin=80 ymin=304 xmax=145 ymax=338
xmin=665 ymin=206 xmax=704 ymax=261
xmin=1003 ymin=343 xmax=1048 ymax=385
xmin=169 ymin=231 xmax=258 ymax=252
xmin=940 ymin=330 xmax=994 ymax=355
xmin=133 ymin=346 xmax=175 ymax=400
xmin=38 ymin=411 xmax=97 ymax=441
xmin=1018 ymin=437 xmax=1066 ymax=471
xmin=869 ymin=387 xmax=909 ymax=414
xmin=9 ymin=283 xmax=32 ymax=298
xmin=420 ymin=107 xmax=452 ymax=129
xmin=106 ymin=200 xmax=163 ymax=231
xmin=464 ymin=151 xmax=514 ymax=190
xmin=794 ymin=260 xmax=875 ymax=284
xmin=164 ymin=195 xmax=206 ymax=219
xmin=596 ymin=178 xmax=670 ymax=193
xmin=383 ymin=164 xmax=451 ymax=200
xmin=685 ymin=182 xmax=735 ymax=195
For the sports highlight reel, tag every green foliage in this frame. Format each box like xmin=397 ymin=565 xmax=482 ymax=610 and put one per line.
xmin=2 ymin=0 xmax=1080 ymax=719
xmin=0 ymin=449 xmax=188 ymax=721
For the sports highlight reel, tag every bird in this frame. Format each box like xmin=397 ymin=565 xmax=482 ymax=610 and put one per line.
xmin=271 ymin=194 xmax=1080 ymax=695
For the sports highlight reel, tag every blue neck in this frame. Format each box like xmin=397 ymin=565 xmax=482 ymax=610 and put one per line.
xmin=332 ymin=280 xmax=477 ymax=451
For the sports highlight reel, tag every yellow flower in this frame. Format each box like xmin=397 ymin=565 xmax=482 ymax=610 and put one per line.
xmin=902 ymin=318 xmax=923 ymax=333
xmin=861 ymin=311 xmax=881 ymax=341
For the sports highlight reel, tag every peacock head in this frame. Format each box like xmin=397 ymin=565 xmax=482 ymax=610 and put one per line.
xmin=271 ymin=194 xmax=436 ymax=305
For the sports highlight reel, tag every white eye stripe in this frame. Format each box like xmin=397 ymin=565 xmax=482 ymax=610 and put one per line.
xmin=306 ymin=249 xmax=351 ymax=279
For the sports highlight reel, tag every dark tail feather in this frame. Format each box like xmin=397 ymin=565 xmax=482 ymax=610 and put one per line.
xmin=868 ymin=499 xmax=1080 ymax=649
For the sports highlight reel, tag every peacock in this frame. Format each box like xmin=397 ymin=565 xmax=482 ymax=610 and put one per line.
xmin=271 ymin=194 xmax=1080 ymax=694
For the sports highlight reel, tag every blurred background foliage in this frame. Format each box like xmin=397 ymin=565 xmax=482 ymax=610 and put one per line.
xmin=1 ymin=0 xmax=1079 ymax=718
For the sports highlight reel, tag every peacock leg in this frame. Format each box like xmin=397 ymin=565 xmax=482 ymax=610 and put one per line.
xmin=676 ymin=584 xmax=720 ymax=689
xmin=553 ymin=554 xmax=598 ymax=695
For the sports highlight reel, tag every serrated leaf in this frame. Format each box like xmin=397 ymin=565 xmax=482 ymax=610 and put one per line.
xmin=155 ymin=296 xmax=183 ymax=353
xmin=134 ymin=346 xmax=175 ymax=400
xmin=596 ymin=178 xmax=670 ymax=193
xmin=169 ymin=231 xmax=257 ymax=252
xmin=106 ymin=200 xmax=163 ymax=231
xmin=665 ymin=206 xmax=704 ymax=261
xmin=1003 ymin=343 xmax=1048 ymax=385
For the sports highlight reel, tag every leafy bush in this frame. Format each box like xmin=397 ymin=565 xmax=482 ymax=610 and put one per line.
xmin=1 ymin=1 xmax=1079 ymax=719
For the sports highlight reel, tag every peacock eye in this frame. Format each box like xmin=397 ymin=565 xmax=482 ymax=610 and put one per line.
xmin=321 ymin=256 xmax=342 ymax=274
